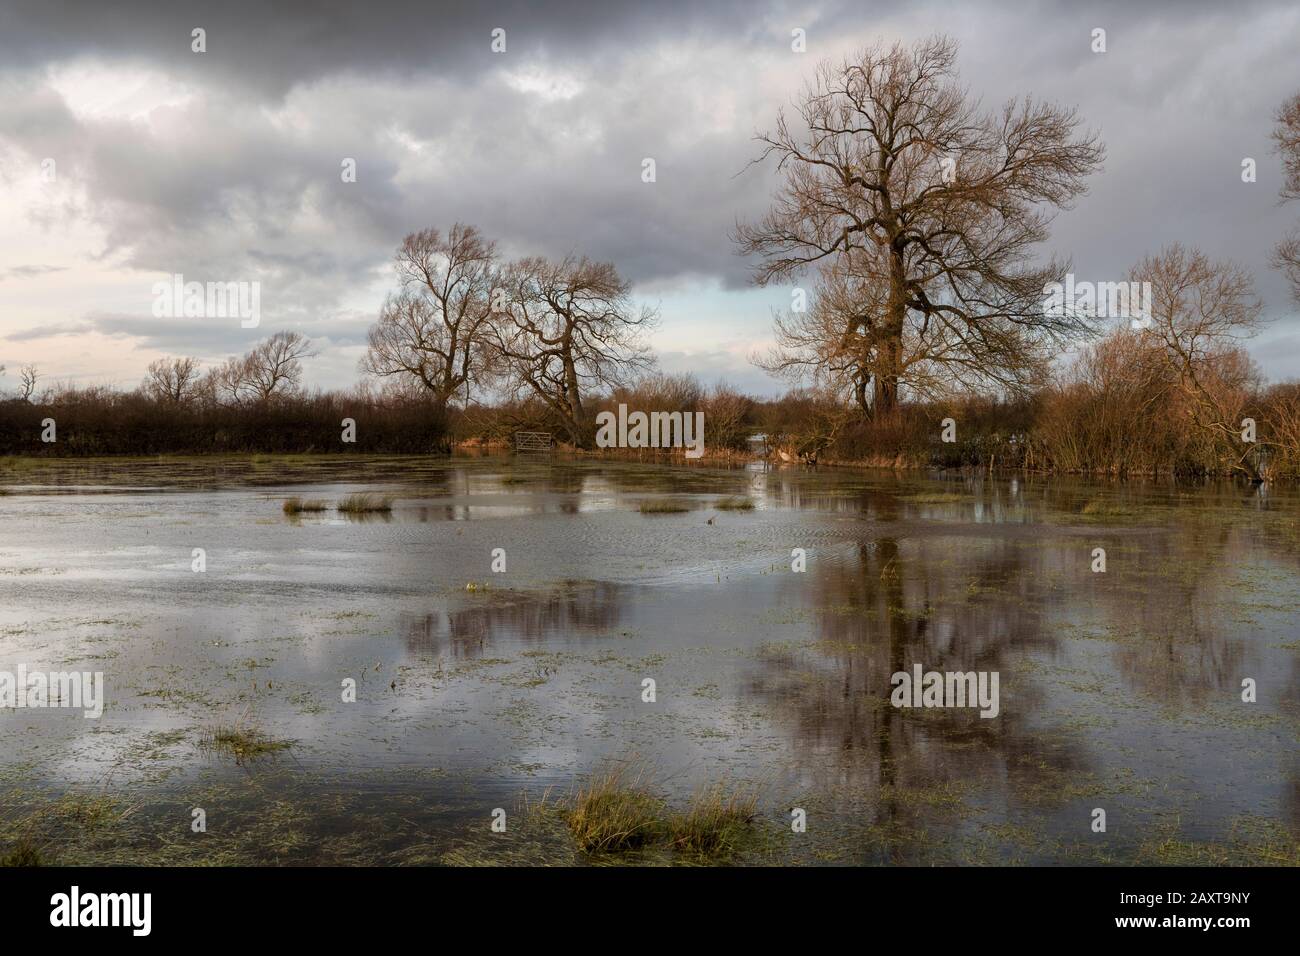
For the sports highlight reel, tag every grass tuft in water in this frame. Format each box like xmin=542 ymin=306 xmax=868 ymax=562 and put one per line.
xmin=566 ymin=767 xmax=664 ymax=852
xmin=564 ymin=765 xmax=759 ymax=858
xmin=665 ymin=784 xmax=759 ymax=855
xmin=337 ymin=493 xmax=394 ymax=514
xmin=715 ymin=496 xmax=755 ymax=511
xmin=199 ymin=724 xmax=293 ymax=763
xmin=282 ymin=497 xmax=329 ymax=515
xmin=1080 ymin=499 xmax=1136 ymax=518
xmin=900 ymin=491 xmax=967 ymax=504
xmin=639 ymin=500 xmax=689 ymax=514
xmin=0 ymin=839 xmax=48 ymax=867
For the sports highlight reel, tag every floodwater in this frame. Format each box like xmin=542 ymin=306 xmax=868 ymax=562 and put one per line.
xmin=0 ymin=454 xmax=1297 ymax=865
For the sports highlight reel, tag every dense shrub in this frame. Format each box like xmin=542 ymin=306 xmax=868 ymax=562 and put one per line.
xmin=0 ymin=388 xmax=447 ymax=455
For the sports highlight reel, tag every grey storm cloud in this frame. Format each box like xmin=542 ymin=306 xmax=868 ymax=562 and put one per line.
xmin=0 ymin=0 xmax=783 ymax=292
xmin=0 ymin=264 xmax=66 ymax=280
xmin=4 ymin=319 xmax=92 ymax=342
xmin=0 ymin=0 xmax=1297 ymax=381
xmin=83 ymin=312 xmax=373 ymax=354
xmin=0 ymin=1 xmax=791 ymax=304
xmin=0 ymin=0 xmax=772 ymax=100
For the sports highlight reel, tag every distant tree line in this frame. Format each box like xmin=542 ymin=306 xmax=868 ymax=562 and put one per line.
xmin=0 ymin=328 xmax=441 ymax=454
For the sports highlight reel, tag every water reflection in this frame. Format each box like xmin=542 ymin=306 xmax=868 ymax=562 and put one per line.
xmin=739 ymin=481 xmax=1298 ymax=861
xmin=401 ymin=582 xmax=627 ymax=658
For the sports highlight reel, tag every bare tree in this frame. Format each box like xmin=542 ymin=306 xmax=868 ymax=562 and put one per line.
xmin=701 ymin=381 xmax=754 ymax=452
xmin=1132 ymin=244 xmax=1266 ymax=480
xmin=1273 ymin=92 xmax=1300 ymax=304
xmin=206 ymin=331 xmax=314 ymax=405
xmin=242 ymin=331 xmax=314 ymax=400
xmin=205 ymin=357 xmax=247 ymax=407
xmin=737 ymin=35 xmax=1105 ymax=416
xmin=360 ymin=224 xmax=498 ymax=408
xmin=18 ymin=364 xmax=38 ymax=402
xmin=143 ymin=356 xmax=202 ymax=404
xmin=490 ymin=255 xmax=657 ymax=446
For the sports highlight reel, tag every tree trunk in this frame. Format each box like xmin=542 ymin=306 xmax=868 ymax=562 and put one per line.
xmin=561 ymin=414 xmax=584 ymax=448
xmin=873 ymin=362 xmax=899 ymax=417
xmin=562 ymin=352 xmax=589 ymax=448
xmin=872 ymin=252 xmax=908 ymax=418
xmin=854 ymin=374 xmax=871 ymax=414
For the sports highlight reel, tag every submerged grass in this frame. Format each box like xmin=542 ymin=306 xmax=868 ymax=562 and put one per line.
xmin=0 ymin=792 xmax=136 ymax=867
xmin=337 ymin=493 xmax=394 ymax=514
xmin=639 ymin=500 xmax=689 ymax=514
xmin=1134 ymin=816 xmax=1300 ymax=866
xmin=0 ymin=839 xmax=48 ymax=867
xmin=900 ymin=491 xmax=968 ymax=504
xmin=282 ymin=497 xmax=329 ymax=515
xmin=714 ymin=496 xmax=755 ymax=511
xmin=0 ymin=837 xmax=48 ymax=868
xmin=199 ymin=724 xmax=293 ymax=763
xmin=1079 ymin=499 xmax=1137 ymax=518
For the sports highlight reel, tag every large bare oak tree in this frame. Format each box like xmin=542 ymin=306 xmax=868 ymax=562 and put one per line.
xmin=738 ymin=35 xmax=1105 ymax=416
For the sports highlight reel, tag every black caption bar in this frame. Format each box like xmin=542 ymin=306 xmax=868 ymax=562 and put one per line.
xmin=0 ymin=865 xmax=1289 ymax=943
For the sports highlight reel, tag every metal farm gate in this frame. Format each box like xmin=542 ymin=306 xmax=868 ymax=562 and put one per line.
xmin=514 ymin=431 xmax=554 ymax=452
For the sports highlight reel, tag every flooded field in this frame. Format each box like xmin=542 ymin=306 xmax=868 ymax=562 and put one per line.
xmin=0 ymin=454 xmax=1297 ymax=865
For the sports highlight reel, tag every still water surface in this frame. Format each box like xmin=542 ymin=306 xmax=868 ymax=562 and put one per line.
xmin=0 ymin=455 xmax=1296 ymax=864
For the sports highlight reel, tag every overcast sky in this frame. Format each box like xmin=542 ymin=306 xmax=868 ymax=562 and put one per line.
xmin=1 ymin=0 xmax=1298 ymax=396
